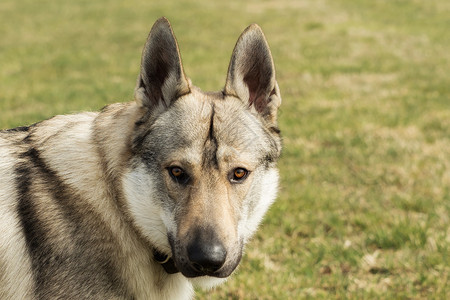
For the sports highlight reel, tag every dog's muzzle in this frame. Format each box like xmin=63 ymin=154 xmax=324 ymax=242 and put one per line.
xmin=166 ymin=228 xmax=240 ymax=278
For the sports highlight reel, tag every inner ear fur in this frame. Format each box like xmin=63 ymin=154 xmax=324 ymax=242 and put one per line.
xmin=135 ymin=17 xmax=190 ymax=109
xmin=224 ymin=24 xmax=281 ymax=123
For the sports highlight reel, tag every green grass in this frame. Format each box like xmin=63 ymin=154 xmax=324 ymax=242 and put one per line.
xmin=1 ymin=0 xmax=449 ymax=299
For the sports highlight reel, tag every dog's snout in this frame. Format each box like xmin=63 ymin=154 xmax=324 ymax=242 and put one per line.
xmin=187 ymin=238 xmax=227 ymax=274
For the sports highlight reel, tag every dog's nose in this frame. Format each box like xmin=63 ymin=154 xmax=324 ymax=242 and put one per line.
xmin=187 ymin=240 xmax=227 ymax=274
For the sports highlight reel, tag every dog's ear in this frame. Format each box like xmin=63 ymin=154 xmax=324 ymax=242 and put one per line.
xmin=224 ymin=24 xmax=281 ymax=124
xmin=135 ymin=17 xmax=190 ymax=109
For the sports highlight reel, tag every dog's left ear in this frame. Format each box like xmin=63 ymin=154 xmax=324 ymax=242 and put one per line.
xmin=225 ymin=24 xmax=281 ymax=124
xmin=135 ymin=17 xmax=190 ymax=109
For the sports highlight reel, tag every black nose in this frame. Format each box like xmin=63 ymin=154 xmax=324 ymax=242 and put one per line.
xmin=187 ymin=239 xmax=227 ymax=274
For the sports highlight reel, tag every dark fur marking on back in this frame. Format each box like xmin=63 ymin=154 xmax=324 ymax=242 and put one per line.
xmin=15 ymin=160 xmax=51 ymax=292
xmin=2 ymin=125 xmax=30 ymax=133
xmin=1 ymin=119 xmax=44 ymax=134
xmin=269 ymin=126 xmax=281 ymax=135
xmin=15 ymin=147 xmax=134 ymax=299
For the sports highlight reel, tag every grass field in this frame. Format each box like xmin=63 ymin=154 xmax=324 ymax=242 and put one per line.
xmin=1 ymin=0 xmax=449 ymax=299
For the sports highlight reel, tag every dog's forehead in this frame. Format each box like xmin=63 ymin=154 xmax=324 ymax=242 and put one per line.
xmin=187 ymin=93 xmax=265 ymax=142
xmin=153 ymin=91 xmax=269 ymax=164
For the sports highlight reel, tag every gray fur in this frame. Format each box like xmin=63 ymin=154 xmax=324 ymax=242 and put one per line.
xmin=0 ymin=17 xmax=281 ymax=299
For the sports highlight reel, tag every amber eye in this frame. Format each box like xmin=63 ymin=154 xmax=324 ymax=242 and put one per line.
xmin=168 ymin=167 xmax=190 ymax=185
xmin=232 ymin=168 xmax=249 ymax=182
xmin=171 ymin=167 xmax=183 ymax=177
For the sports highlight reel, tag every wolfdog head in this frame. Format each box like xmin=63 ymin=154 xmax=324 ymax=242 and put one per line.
xmin=122 ymin=17 xmax=281 ymax=288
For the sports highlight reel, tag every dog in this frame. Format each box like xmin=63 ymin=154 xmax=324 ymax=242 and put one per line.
xmin=0 ymin=17 xmax=282 ymax=299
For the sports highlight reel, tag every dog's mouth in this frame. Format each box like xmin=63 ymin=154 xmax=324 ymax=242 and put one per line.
xmin=175 ymin=253 xmax=242 ymax=278
xmin=154 ymin=249 xmax=239 ymax=278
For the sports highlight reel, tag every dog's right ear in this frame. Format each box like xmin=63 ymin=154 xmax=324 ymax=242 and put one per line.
xmin=135 ymin=17 xmax=190 ymax=109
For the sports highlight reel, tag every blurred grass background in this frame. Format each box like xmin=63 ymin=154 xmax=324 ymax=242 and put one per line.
xmin=1 ymin=0 xmax=449 ymax=299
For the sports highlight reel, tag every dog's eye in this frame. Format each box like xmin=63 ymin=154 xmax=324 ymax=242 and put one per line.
xmin=168 ymin=167 xmax=190 ymax=185
xmin=231 ymin=168 xmax=249 ymax=183
xmin=171 ymin=167 xmax=183 ymax=177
